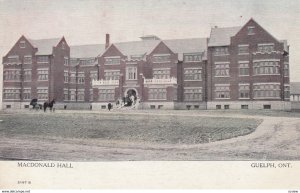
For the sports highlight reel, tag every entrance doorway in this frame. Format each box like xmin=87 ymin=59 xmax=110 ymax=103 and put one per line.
xmin=123 ymin=89 xmax=138 ymax=106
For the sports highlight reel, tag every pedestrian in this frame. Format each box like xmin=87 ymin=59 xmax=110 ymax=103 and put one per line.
xmin=108 ymin=102 xmax=112 ymax=111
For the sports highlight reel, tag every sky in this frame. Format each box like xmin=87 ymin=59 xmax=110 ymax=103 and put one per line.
xmin=0 ymin=0 xmax=300 ymax=81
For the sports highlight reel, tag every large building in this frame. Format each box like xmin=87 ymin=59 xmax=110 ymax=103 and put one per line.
xmin=2 ymin=19 xmax=291 ymax=110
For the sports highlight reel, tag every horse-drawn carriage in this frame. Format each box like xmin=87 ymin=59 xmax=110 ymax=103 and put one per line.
xmin=29 ymin=98 xmax=43 ymax=110
xmin=29 ymin=99 xmax=55 ymax=112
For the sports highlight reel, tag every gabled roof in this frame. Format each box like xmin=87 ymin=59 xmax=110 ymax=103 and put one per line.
xmin=28 ymin=38 xmax=62 ymax=55
xmin=291 ymin=82 xmax=300 ymax=94
xmin=70 ymin=44 xmax=106 ymax=58
xmin=114 ymin=40 xmax=161 ymax=56
xmin=208 ymin=26 xmax=241 ymax=47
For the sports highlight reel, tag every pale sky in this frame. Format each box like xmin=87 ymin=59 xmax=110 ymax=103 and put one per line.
xmin=0 ymin=0 xmax=300 ymax=81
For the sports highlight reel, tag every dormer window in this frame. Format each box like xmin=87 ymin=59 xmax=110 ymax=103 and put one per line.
xmin=20 ymin=41 xmax=26 ymax=48
xmin=247 ymin=26 xmax=255 ymax=35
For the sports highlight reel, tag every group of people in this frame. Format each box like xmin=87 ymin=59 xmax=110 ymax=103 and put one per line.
xmin=107 ymin=95 xmax=138 ymax=111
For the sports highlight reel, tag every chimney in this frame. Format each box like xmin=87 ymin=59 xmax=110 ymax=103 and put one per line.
xmin=105 ymin=34 xmax=110 ymax=49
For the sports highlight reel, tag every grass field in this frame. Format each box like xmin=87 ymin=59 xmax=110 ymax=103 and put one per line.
xmin=0 ymin=112 xmax=262 ymax=144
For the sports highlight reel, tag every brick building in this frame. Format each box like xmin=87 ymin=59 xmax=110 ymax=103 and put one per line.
xmin=2 ymin=19 xmax=291 ymax=110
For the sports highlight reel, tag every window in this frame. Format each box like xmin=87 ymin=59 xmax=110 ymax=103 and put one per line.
xmin=194 ymin=105 xmax=199 ymax=109
xmin=70 ymin=59 xmax=78 ymax=66
xmin=23 ymin=88 xmax=31 ymax=100
xmin=215 ymin=84 xmax=230 ymax=99
xmin=213 ymin=47 xmax=229 ymax=56
xmin=152 ymin=54 xmax=171 ymax=63
xmin=263 ymin=105 xmax=271 ymax=109
xmin=253 ymin=83 xmax=280 ymax=99
xmin=257 ymin=43 xmax=274 ymax=53
xmin=216 ymin=105 xmax=221 ymax=109
xmin=89 ymin=89 xmax=93 ymax=102
xmin=24 ymin=70 xmax=31 ymax=81
xmin=64 ymin=71 xmax=68 ymax=83
xmin=184 ymin=87 xmax=202 ymax=101
xmin=61 ymin=42 xmax=66 ymax=49
xmin=215 ymin=63 xmax=229 ymax=77
xmin=24 ymin=105 xmax=29 ymax=109
xmin=284 ymin=63 xmax=289 ymax=77
xmin=158 ymin=105 xmax=164 ymax=109
xmin=81 ymin=59 xmax=95 ymax=66
xmin=247 ymin=26 xmax=255 ymax=35
xmin=239 ymin=62 xmax=249 ymax=76
xmin=70 ymin=72 xmax=76 ymax=84
xmin=37 ymin=69 xmax=48 ymax=81
xmin=20 ymin=41 xmax=26 ymax=48
xmin=64 ymin=89 xmax=68 ymax=101
xmin=130 ymin=55 xmax=143 ymax=60
xmin=7 ymin=56 xmax=19 ymax=64
xmin=148 ymin=88 xmax=167 ymax=100
xmin=37 ymin=56 xmax=49 ymax=63
xmin=253 ymin=60 xmax=279 ymax=75
xmin=37 ymin=88 xmax=48 ymax=100
xmin=224 ymin=105 xmax=230 ymax=109
xmin=153 ymin=68 xmax=170 ymax=79
xmin=90 ymin=71 xmax=98 ymax=82
xmin=6 ymin=105 xmax=11 ymax=109
xmin=184 ymin=68 xmax=202 ymax=81
xmin=3 ymin=70 xmax=21 ymax=81
xmin=77 ymin=89 xmax=85 ymax=101
xmin=24 ymin=56 xmax=32 ymax=64
xmin=239 ymin=84 xmax=250 ymax=99
xmin=77 ymin=72 xmax=85 ymax=84
xmin=150 ymin=105 xmax=155 ymax=109
xmin=284 ymin=85 xmax=290 ymax=100
xmin=98 ymin=89 xmax=115 ymax=101
xmin=3 ymin=88 xmax=20 ymax=99
xmin=238 ymin=44 xmax=249 ymax=54
xmin=183 ymin=53 xmax=201 ymax=62
xmin=241 ymin=105 xmax=248 ymax=109
xmin=69 ymin=90 xmax=76 ymax=101
xmin=64 ymin=57 xmax=69 ymax=66
xmin=104 ymin=56 xmax=120 ymax=65
xmin=126 ymin=67 xmax=137 ymax=80
xmin=104 ymin=70 xmax=120 ymax=80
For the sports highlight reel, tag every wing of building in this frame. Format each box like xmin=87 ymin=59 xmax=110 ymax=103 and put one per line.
xmin=2 ymin=18 xmax=290 ymax=110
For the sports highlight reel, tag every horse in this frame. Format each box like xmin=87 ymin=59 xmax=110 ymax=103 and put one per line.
xmin=43 ymin=99 xmax=55 ymax=112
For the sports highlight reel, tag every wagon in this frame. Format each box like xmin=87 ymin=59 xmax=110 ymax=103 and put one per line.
xmin=29 ymin=99 xmax=43 ymax=110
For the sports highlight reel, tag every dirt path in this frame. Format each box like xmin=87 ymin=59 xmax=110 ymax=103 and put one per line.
xmin=0 ymin=111 xmax=299 ymax=160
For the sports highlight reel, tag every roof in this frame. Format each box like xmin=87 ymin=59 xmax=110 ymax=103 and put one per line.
xmin=70 ymin=44 xmax=106 ymax=58
xmin=208 ymin=26 xmax=241 ymax=47
xmin=164 ymin=38 xmax=207 ymax=54
xmin=114 ymin=40 xmax=161 ymax=56
xmin=291 ymin=82 xmax=300 ymax=94
xmin=28 ymin=38 xmax=62 ymax=55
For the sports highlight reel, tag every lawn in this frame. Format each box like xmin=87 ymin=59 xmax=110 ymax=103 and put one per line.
xmin=0 ymin=112 xmax=262 ymax=144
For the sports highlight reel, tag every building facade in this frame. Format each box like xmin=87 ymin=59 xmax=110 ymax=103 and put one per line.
xmin=2 ymin=19 xmax=291 ymax=110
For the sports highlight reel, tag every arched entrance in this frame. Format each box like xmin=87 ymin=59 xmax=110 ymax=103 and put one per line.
xmin=123 ymin=88 xmax=138 ymax=107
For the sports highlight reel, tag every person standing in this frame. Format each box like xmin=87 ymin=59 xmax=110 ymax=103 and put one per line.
xmin=108 ymin=102 xmax=112 ymax=111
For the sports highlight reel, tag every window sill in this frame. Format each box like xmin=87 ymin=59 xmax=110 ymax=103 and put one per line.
xmin=184 ymin=79 xmax=202 ymax=81
xmin=238 ymin=53 xmax=250 ymax=55
xmin=215 ymin=98 xmax=231 ymax=100
xmin=239 ymin=98 xmax=251 ymax=100
xmin=238 ymin=75 xmax=250 ymax=77
xmin=253 ymin=74 xmax=280 ymax=76
xmin=148 ymin=99 xmax=167 ymax=101
xmin=214 ymin=76 xmax=230 ymax=78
